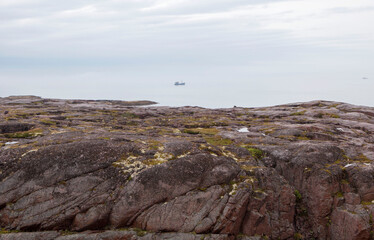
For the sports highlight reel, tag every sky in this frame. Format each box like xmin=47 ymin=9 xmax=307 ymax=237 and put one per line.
xmin=0 ymin=0 xmax=373 ymax=107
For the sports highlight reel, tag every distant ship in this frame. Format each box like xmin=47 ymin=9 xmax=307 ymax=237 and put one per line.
xmin=174 ymin=81 xmax=185 ymax=86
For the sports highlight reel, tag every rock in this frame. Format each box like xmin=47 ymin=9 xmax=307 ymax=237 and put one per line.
xmin=0 ymin=230 xmax=234 ymax=240
xmin=0 ymin=232 xmax=60 ymax=240
xmin=134 ymin=185 xmax=227 ymax=233
xmin=330 ymin=205 xmax=371 ymax=240
xmin=110 ymin=154 xmax=241 ymax=227
xmin=0 ymin=123 xmax=34 ymax=134
xmin=1 ymin=97 xmax=374 ymax=239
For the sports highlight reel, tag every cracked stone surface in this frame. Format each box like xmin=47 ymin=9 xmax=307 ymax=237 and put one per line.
xmin=1 ymin=96 xmax=374 ymax=239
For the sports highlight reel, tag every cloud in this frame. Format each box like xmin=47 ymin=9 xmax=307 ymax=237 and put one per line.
xmin=0 ymin=0 xmax=373 ymax=64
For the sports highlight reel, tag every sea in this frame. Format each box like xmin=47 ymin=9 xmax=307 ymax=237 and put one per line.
xmin=0 ymin=68 xmax=372 ymax=108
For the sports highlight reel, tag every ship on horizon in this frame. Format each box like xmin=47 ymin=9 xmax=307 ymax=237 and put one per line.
xmin=174 ymin=81 xmax=185 ymax=86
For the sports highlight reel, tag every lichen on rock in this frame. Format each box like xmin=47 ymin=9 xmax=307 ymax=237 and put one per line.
xmin=1 ymin=96 xmax=374 ymax=239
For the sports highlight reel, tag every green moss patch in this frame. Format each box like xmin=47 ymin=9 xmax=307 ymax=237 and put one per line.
xmin=4 ymin=128 xmax=43 ymax=139
xmin=243 ymin=146 xmax=265 ymax=160
xmin=183 ymin=128 xmax=219 ymax=135
xmin=290 ymin=110 xmax=306 ymax=116
xmin=294 ymin=190 xmax=302 ymax=203
xmin=204 ymin=136 xmax=232 ymax=146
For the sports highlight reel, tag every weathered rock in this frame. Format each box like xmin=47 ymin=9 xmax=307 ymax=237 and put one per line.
xmin=0 ymin=230 xmax=234 ymax=240
xmin=330 ymin=204 xmax=371 ymax=240
xmin=1 ymin=97 xmax=374 ymax=239
xmin=110 ymin=154 xmax=241 ymax=227
xmin=241 ymin=168 xmax=295 ymax=239
xmin=0 ymin=122 xmax=34 ymax=133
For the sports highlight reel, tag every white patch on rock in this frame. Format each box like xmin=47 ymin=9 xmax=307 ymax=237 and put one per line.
xmin=229 ymin=183 xmax=238 ymax=196
xmin=21 ymin=149 xmax=38 ymax=157
xmin=336 ymin=128 xmax=344 ymax=132
xmin=177 ymin=152 xmax=190 ymax=159
xmin=238 ymin=127 xmax=249 ymax=133
xmin=344 ymin=163 xmax=355 ymax=168
xmin=5 ymin=141 xmax=18 ymax=145
xmin=154 ymin=152 xmax=173 ymax=162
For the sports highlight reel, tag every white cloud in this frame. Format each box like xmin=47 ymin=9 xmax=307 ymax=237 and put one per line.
xmin=0 ymin=0 xmax=373 ymax=59
xmin=140 ymin=0 xmax=187 ymax=12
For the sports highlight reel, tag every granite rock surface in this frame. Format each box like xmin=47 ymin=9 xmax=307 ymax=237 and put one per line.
xmin=1 ymin=96 xmax=374 ymax=239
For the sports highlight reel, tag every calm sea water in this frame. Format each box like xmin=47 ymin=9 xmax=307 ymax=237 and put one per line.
xmin=1 ymin=68 xmax=373 ymax=108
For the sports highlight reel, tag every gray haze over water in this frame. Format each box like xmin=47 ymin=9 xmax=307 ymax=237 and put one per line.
xmin=1 ymin=0 xmax=373 ymax=108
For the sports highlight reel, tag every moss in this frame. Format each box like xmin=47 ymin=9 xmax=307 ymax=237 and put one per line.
xmin=183 ymin=128 xmax=219 ymax=135
xmin=335 ymin=191 xmax=344 ymax=198
xmin=326 ymin=216 xmax=332 ymax=226
xmin=199 ymin=145 xmax=223 ymax=156
xmin=40 ymin=119 xmax=56 ymax=125
xmin=183 ymin=119 xmax=228 ymax=128
xmin=99 ymin=137 xmax=110 ymax=140
xmin=204 ymin=136 xmax=232 ymax=146
xmin=323 ymin=169 xmax=332 ymax=175
xmin=328 ymin=113 xmax=340 ymax=118
xmin=183 ymin=129 xmax=200 ymax=135
xmin=143 ymin=159 xmax=166 ymax=165
xmin=294 ymin=190 xmax=302 ymax=203
xmin=297 ymin=136 xmax=311 ymax=141
xmin=333 ymin=159 xmax=342 ymax=164
xmin=4 ymin=128 xmax=43 ymax=139
xmin=0 ymin=228 xmax=20 ymax=234
xmin=236 ymin=233 xmax=247 ymax=239
xmin=59 ymin=180 xmax=67 ymax=185
xmin=290 ymin=110 xmax=306 ymax=116
xmin=276 ymin=135 xmax=296 ymax=141
xmin=341 ymin=179 xmax=349 ymax=185
xmin=243 ymin=147 xmax=265 ymax=160
xmin=60 ymin=230 xmax=76 ymax=236
xmin=353 ymin=154 xmax=371 ymax=163
xmin=361 ymin=201 xmax=374 ymax=206
xmin=121 ymin=112 xmax=139 ymax=118
xmin=148 ymin=140 xmax=162 ymax=150
xmin=294 ymin=232 xmax=303 ymax=240
xmin=329 ymin=104 xmax=339 ymax=108
xmin=132 ymin=228 xmax=147 ymax=237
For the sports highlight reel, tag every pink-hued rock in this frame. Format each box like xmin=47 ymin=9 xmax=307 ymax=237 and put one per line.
xmin=330 ymin=205 xmax=371 ymax=240
xmin=241 ymin=169 xmax=295 ymax=239
xmin=1 ymin=97 xmax=374 ymax=239
xmin=109 ymin=154 xmax=240 ymax=227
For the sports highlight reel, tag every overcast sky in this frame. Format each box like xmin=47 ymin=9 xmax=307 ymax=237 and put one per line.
xmin=1 ymin=0 xmax=373 ymax=107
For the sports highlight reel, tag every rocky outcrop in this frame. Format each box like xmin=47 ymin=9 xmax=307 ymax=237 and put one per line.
xmin=1 ymin=96 xmax=374 ymax=239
